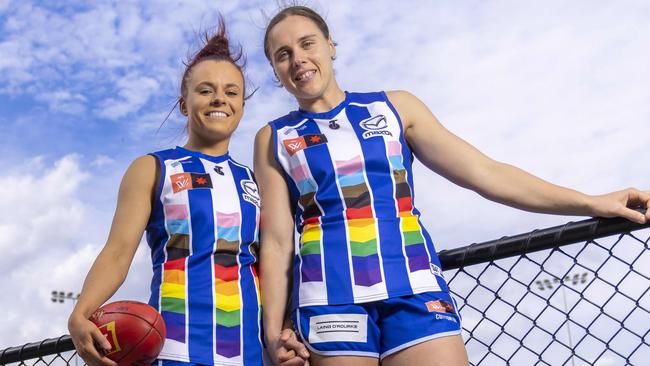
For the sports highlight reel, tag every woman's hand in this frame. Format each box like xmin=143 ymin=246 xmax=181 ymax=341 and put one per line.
xmin=267 ymin=328 xmax=310 ymax=366
xmin=587 ymin=188 xmax=650 ymax=224
xmin=68 ymin=312 xmax=117 ymax=366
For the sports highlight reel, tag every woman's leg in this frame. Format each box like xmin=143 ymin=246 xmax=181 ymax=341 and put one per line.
xmin=381 ymin=335 xmax=468 ymax=366
xmin=310 ymin=354 xmax=378 ymax=366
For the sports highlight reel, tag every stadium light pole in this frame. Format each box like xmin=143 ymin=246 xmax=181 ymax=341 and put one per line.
xmin=535 ymin=272 xmax=589 ymax=366
xmin=51 ymin=290 xmax=80 ymax=366
xmin=51 ymin=290 xmax=80 ymax=306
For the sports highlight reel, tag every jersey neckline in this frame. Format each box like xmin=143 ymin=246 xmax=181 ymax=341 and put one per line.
xmin=174 ymin=146 xmax=231 ymax=163
xmin=296 ymin=91 xmax=350 ymax=120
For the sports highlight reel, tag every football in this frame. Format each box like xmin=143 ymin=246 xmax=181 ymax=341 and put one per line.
xmin=89 ymin=300 xmax=166 ymax=366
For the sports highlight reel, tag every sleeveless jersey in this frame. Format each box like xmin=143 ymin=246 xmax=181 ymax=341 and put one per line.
xmin=146 ymin=146 xmax=262 ymax=366
xmin=269 ymin=91 xmax=449 ymax=308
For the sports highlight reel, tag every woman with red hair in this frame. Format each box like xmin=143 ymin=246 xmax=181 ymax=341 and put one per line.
xmin=68 ymin=17 xmax=307 ymax=366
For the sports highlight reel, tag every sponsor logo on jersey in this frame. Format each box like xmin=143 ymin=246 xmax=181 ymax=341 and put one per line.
xmin=171 ymin=157 xmax=193 ymax=168
xmin=171 ymin=172 xmax=213 ymax=193
xmin=283 ymin=137 xmax=305 ymax=155
xmin=214 ymin=165 xmax=224 ymax=175
xmin=430 ymin=263 xmax=444 ymax=278
xmin=359 ymin=114 xmax=392 ymax=139
xmin=328 ymin=119 xmax=340 ymax=130
xmin=283 ymin=123 xmax=309 ymax=135
xmin=308 ymin=313 xmax=368 ymax=343
xmin=282 ymin=134 xmax=328 ymax=155
xmin=435 ymin=313 xmax=458 ymax=323
xmin=425 ymin=300 xmax=455 ymax=314
xmin=241 ymin=179 xmax=260 ymax=207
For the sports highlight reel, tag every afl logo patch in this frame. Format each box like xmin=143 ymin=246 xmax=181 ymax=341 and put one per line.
xmin=359 ymin=115 xmax=392 ymax=139
xmin=282 ymin=134 xmax=328 ymax=155
xmin=241 ymin=180 xmax=260 ymax=207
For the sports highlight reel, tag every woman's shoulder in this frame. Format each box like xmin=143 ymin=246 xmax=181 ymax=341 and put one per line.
xmin=116 ymin=155 xmax=158 ymax=194
xmin=385 ymin=90 xmax=418 ymax=104
xmin=129 ymin=154 xmax=158 ymax=172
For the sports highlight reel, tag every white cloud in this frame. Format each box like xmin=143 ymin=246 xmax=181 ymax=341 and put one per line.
xmin=34 ymin=90 xmax=87 ymax=114
xmin=91 ymin=154 xmax=115 ymax=167
xmin=96 ymin=74 xmax=160 ymax=119
xmin=0 ymin=155 xmax=89 ymax=344
xmin=0 ymin=154 xmax=153 ymax=347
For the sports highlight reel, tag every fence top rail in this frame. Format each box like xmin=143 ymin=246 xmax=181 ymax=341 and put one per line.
xmin=0 ymin=335 xmax=73 ymax=365
xmin=438 ymin=211 xmax=649 ymax=270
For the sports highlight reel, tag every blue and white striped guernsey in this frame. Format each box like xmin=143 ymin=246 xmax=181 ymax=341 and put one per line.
xmin=146 ymin=146 xmax=262 ymax=366
xmin=269 ymin=91 xmax=450 ymax=308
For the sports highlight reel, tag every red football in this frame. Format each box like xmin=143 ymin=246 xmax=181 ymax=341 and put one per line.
xmin=89 ymin=300 xmax=166 ymax=366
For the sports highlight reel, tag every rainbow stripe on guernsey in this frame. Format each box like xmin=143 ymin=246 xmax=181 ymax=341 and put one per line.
xmin=335 ymin=156 xmax=381 ymax=287
xmin=146 ymin=147 xmax=262 ymax=366
xmin=160 ymin=204 xmax=190 ymax=343
xmin=269 ymin=91 xmax=449 ymax=308
xmin=386 ymin=140 xmax=431 ymax=273
xmin=292 ymin=156 xmax=324 ymax=284
xmin=214 ymin=211 xmax=243 ymax=358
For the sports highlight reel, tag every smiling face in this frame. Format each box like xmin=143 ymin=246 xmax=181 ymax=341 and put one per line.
xmin=180 ymin=59 xmax=245 ymax=148
xmin=267 ymin=15 xmax=337 ymax=104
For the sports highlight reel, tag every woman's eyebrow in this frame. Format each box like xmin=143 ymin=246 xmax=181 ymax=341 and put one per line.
xmin=274 ymin=34 xmax=318 ymax=56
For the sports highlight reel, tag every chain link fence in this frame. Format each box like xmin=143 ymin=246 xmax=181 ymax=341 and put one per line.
xmin=440 ymin=216 xmax=650 ymax=366
xmin=2 ymin=214 xmax=649 ymax=366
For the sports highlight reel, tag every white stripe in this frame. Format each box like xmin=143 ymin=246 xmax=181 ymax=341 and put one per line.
xmin=318 ymin=113 xmax=357 ymax=302
xmin=159 ymin=156 xmax=191 ymax=357
xmin=277 ymin=123 xmax=328 ymax=305
xmin=244 ymin=166 xmax=264 ymax=358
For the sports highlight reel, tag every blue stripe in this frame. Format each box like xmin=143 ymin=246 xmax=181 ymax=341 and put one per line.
xmin=159 ymin=360 xmax=203 ymax=366
xmin=384 ymin=92 xmax=443 ymax=289
xmin=420 ymin=223 xmax=448 ymax=292
xmin=346 ymin=102 xmax=411 ymax=297
xmin=146 ymin=151 xmax=170 ymax=311
xmin=301 ymin=120 xmax=353 ymax=304
xmin=229 ymin=162 xmax=263 ymax=365
xmin=183 ymin=157 xmax=215 ymax=364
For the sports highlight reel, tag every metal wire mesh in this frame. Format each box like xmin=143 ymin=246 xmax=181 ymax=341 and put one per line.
xmin=448 ymin=228 xmax=650 ymax=365
xmin=11 ymin=352 xmax=77 ymax=366
xmin=2 ymin=216 xmax=649 ymax=366
xmin=0 ymin=336 xmax=77 ymax=366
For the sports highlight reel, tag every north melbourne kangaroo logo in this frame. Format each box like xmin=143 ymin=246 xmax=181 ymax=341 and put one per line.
xmin=359 ymin=115 xmax=392 ymax=139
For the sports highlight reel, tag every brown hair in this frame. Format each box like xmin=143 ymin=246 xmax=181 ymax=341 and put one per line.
xmin=160 ymin=15 xmax=254 ymax=131
xmin=263 ymin=5 xmax=335 ymax=61
xmin=181 ymin=14 xmax=249 ymax=100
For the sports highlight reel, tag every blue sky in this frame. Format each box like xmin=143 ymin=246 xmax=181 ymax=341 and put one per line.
xmin=1 ymin=0 xmax=649 ymax=360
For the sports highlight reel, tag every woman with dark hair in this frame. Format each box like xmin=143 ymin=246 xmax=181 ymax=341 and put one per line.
xmin=254 ymin=5 xmax=650 ymax=366
xmin=68 ymin=18 xmax=307 ymax=366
